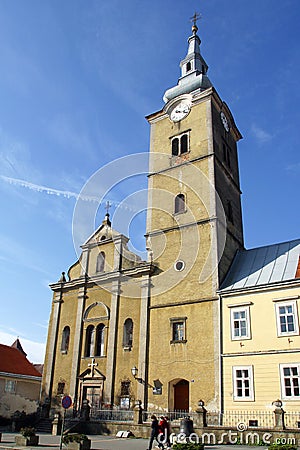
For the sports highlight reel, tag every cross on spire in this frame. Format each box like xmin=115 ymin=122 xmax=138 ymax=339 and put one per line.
xmin=105 ymin=200 xmax=111 ymax=215
xmin=190 ymin=11 xmax=201 ymax=34
xmin=88 ymin=358 xmax=98 ymax=377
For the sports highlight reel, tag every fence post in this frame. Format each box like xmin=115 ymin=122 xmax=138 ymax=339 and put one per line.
xmin=194 ymin=399 xmax=207 ymax=428
xmin=272 ymin=399 xmax=285 ymax=430
xmin=133 ymin=400 xmax=143 ymax=424
xmin=52 ymin=413 xmax=62 ymax=435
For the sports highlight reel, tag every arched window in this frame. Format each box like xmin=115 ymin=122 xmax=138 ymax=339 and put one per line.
xmin=85 ymin=325 xmax=95 ymax=357
xmin=123 ymin=318 xmax=133 ymax=348
xmin=61 ymin=326 xmax=70 ymax=353
xmin=95 ymin=324 xmax=105 ymax=356
xmin=172 ymin=138 xmax=179 ymax=156
xmin=186 ymin=61 xmax=192 ymax=72
xmin=171 ymin=133 xmax=189 ymax=157
xmin=181 ymin=134 xmax=188 ymax=154
xmin=96 ymin=252 xmax=105 ymax=273
xmin=174 ymin=194 xmax=186 ymax=214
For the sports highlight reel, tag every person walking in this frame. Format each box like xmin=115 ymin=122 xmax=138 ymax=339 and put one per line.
xmin=164 ymin=416 xmax=172 ymax=449
xmin=147 ymin=414 xmax=163 ymax=450
xmin=158 ymin=416 xmax=168 ymax=447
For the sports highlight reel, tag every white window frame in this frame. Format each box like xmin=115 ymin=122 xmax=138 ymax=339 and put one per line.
xmin=230 ymin=306 xmax=251 ymax=340
xmin=232 ymin=366 xmax=254 ymax=401
xmin=5 ymin=379 xmax=16 ymax=393
xmin=170 ymin=317 xmax=187 ymax=343
xmin=275 ymin=300 xmax=299 ymax=337
xmin=280 ymin=364 xmax=300 ymax=400
xmin=171 ymin=131 xmax=190 ymax=157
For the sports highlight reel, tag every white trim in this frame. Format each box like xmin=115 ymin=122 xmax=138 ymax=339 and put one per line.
xmin=232 ymin=365 xmax=254 ymax=401
xmin=275 ymin=300 xmax=299 ymax=337
xmin=273 ymin=296 xmax=300 ymax=302
xmin=230 ymin=305 xmax=251 ymax=340
xmin=0 ymin=372 xmax=41 ymax=381
xmin=280 ymin=363 xmax=300 ymax=400
xmin=227 ymin=301 xmax=253 ymax=308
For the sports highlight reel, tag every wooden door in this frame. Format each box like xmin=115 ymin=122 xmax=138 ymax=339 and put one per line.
xmin=174 ymin=379 xmax=189 ymax=411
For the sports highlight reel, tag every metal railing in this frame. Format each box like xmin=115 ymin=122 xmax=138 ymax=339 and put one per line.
xmin=143 ymin=410 xmax=197 ymax=423
xmin=90 ymin=408 xmax=134 ymax=422
xmin=284 ymin=412 xmax=300 ymax=429
xmin=82 ymin=407 xmax=300 ymax=430
xmin=218 ymin=410 xmax=274 ymax=429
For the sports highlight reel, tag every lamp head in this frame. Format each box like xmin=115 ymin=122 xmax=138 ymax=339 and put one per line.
xmin=131 ymin=366 xmax=138 ymax=378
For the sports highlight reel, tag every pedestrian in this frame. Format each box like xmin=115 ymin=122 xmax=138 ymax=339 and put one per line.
xmin=164 ymin=416 xmax=172 ymax=449
xmin=158 ymin=415 xmax=168 ymax=448
xmin=147 ymin=414 xmax=162 ymax=450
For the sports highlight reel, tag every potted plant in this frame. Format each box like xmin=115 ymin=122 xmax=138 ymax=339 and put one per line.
xmin=62 ymin=433 xmax=91 ymax=450
xmin=15 ymin=427 xmax=39 ymax=446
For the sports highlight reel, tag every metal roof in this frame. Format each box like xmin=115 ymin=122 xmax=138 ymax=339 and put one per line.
xmin=220 ymin=239 xmax=300 ymax=292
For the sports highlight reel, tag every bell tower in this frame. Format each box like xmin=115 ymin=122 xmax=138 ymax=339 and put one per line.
xmin=145 ymin=16 xmax=244 ymax=411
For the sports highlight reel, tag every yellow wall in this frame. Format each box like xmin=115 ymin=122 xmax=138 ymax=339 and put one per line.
xmin=222 ymin=285 xmax=300 ymax=412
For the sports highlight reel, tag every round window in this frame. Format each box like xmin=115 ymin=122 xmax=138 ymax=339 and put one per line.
xmin=174 ymin=260 xmax=185 ymax=271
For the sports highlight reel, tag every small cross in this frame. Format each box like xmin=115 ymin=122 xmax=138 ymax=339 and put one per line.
xmin=88 ymin=358 xmax=98 ymax=377
xmin=190 ymin=12 xmax=201 ymax=27
xmin=105 ymin=200 xmax=111 ymax=215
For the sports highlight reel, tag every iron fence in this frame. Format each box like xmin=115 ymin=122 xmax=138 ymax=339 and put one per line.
xmin=90 ymin=408 xmax=134 ymax=422
xmin=284 ymin=411 xmax=300 ymax=429
xmin=84 ymin=407 xmax=300 ymax=430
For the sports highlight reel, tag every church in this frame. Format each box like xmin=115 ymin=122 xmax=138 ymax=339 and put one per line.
xmin=41 ymin=16 xmax=300 ymax=421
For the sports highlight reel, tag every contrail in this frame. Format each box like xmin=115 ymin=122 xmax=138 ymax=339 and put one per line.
xmin=0 ymin=175 xmax=99 ymax=202
xmin=0 ymin=175 xmax=136 ymax=211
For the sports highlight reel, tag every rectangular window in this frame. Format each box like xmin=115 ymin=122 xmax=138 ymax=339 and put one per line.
xmin=170 ymin=317 xmax=187 ymax=343
xmin=230 ymin=306 xmax=251 ymax=340
xmin=275 ymin=301 xmax=299 ymax=336
xmin=173 ymin=322 xmax=184 ymax=341
xmin=171 ymin=132 xmax=190 ymax=157
xmin=5 ymin=380 xmax=16 ymax=393
xmin=57 ymin=382 xmax=65 ymax=395
xmin=280 ymin=364 xmax=300 ymax=399
xmin=233 ymin=366 xmax=254 ymax=401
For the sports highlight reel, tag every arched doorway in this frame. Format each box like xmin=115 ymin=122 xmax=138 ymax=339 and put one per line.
xmin=169 ymin=379 xmax=189 ymax=412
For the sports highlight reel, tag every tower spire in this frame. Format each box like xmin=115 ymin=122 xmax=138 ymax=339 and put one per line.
xmin=163 ymin=13 xmax=212 ymax=103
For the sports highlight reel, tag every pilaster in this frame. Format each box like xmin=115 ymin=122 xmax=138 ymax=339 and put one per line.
xmin=105 ymin=279 xmax=121 ymax=404
xmin=43 ymin=290 xmax=63 ymax=399
xmin=137 ymin=275 xmax=151 ymax=408
xmin=69 ymin=286 xmax=86 ymax=399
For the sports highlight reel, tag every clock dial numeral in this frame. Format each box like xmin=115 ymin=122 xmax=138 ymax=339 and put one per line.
xmin=220 ymin=111 xmax=230 ymax=132
xmin=169 ymin=101 xmax=191 ymax=122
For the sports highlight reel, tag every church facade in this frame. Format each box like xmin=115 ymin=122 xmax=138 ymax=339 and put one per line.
xmin=41 ymin=19 xmax=300 ymax=419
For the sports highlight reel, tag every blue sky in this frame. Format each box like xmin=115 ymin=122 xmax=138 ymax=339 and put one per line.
xmin=0 ymin=0 xmax=299 ymax=362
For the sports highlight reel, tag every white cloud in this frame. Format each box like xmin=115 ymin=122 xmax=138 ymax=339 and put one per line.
xmin=251 ymin=124 xmax=273 ymax=144
xmin=286 ymin=162 xmax=300 ymax=172
xmin=0 ymin=330 xmax=45 ymax=364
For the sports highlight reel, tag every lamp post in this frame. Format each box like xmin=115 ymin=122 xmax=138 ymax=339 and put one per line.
xmin=131 ymin=366 xmax=138 ymax=378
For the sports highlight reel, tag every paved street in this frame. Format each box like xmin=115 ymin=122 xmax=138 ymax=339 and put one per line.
xmin=0 ymin=432 xmax=268 ymax=450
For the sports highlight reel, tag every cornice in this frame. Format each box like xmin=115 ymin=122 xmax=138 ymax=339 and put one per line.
xmin=150 ymin=295 xmax=219 ymax=309
xmin=222 ymin=348 xmax=300 ymax=358
xmin=219 ymin=279 xmax=300 ymax=297
xmin=50 ymin=263 xmax=153 ymax=292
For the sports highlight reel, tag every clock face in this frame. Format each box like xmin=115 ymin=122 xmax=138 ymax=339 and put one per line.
xmin=220 ymin=111 xmax=229 ymax=132
xmin=169 ymin=101 xmax=191 ymax=122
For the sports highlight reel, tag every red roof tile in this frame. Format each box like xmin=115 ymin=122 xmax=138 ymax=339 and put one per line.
xmin=0 ymin=343 xmax=42 ymax=378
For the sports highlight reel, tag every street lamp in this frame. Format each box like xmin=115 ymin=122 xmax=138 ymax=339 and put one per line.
xmin=131 ymin=366 xmax=138 ymax=378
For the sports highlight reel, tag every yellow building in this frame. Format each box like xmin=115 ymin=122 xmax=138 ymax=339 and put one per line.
xmin=41 ymin=18 xmax=300 ymax=421
xmin=220 ymin=240 xmax=300 ymax=423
